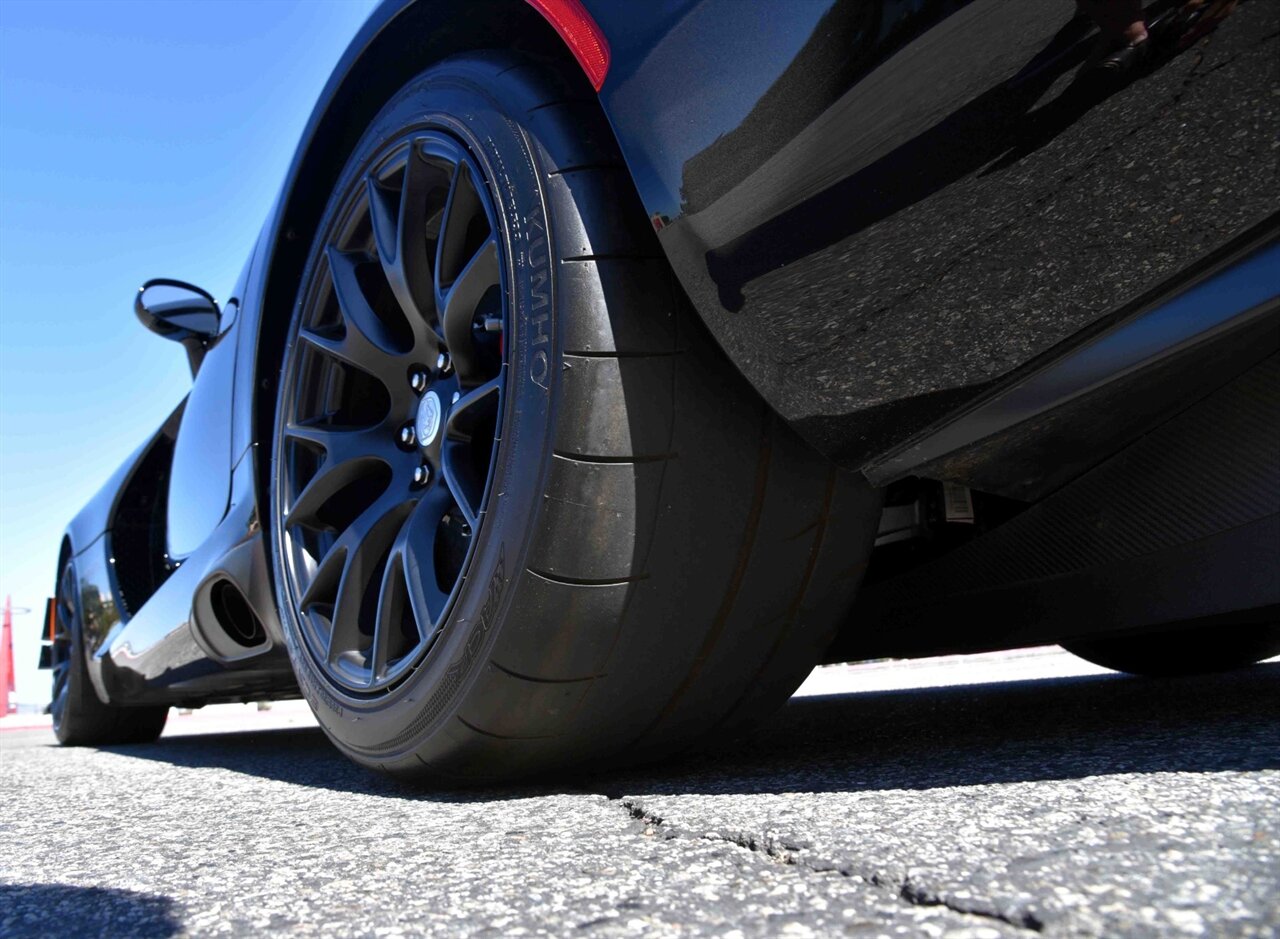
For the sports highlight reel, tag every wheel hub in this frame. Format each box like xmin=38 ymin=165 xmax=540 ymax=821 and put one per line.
xmin=415 ymin=391 xmax=443 ymax=449
xmin=275 ymin=130 xmax=507 ymax=696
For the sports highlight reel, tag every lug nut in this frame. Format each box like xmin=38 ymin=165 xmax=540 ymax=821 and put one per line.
xmin=412 ymin=464 xmax=431 ymax=488
xmin=409 ymin=369 xmax=429 ymax=393
xmin=398 ymin=423 xmax=417 ymax=448
xmin=436 ymin=351 xmax=452 ymax=375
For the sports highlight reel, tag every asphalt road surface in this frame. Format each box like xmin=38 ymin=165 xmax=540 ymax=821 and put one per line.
xmin=2 ymin=651 xmax=1277 ymax=938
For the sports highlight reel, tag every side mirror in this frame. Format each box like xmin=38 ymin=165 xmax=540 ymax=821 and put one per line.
xmin=135 ymin=279 xmax=220 ymax=375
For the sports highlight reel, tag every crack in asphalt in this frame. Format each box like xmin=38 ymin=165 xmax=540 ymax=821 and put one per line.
xmin=898 ymin=878 xmax=1044 ymax=933
xmin=619 ymin=798 xmax=1044 ymax=934
xmin=1167 ymin=26 xmax=1276 ymax=106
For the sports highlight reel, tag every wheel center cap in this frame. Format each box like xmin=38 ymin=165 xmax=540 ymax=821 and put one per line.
xmin=416 ymin=391 xmax=442 ymax=448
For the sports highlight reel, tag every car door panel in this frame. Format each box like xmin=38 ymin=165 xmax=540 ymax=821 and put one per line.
xmin=166 ymin=260 xmax=251 ymax=560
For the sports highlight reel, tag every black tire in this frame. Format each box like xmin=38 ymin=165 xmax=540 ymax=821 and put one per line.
xmin=50 ymin=551 xmax=168 ymax=746
xmin=268 ymin=52 xmax=880 ymax=782
xmin=1063 ymin=621 xmax=1280 ymax=677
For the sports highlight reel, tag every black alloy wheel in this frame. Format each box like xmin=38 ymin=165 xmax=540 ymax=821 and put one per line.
xmin=50 ymin=553 xmax=168 ymax=746
xmin=276 ymin=132 xmax=506 ymax=696
xmin=48 ymin=559 xmax=78 ymax=730
xmin=269 ymin=53 xmax=880 ymax=783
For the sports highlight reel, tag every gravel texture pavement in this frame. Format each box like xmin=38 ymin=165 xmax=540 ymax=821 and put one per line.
xmin=2 ymin=653 xmax=1277 ymax=937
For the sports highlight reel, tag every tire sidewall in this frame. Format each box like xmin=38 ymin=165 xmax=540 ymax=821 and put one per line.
xmin=269 ymin=57 xmax=559 ymax=759
xmin=51 ymin=555 xmax=80 ymax=743
xmin=51 ymin=553 xmax=148 ymax=745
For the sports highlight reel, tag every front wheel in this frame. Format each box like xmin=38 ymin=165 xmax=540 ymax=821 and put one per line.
xmin=268 ymin=52 xmax=880 ymax=782
xmin=50 ymin=552 xmax=168 ymax=746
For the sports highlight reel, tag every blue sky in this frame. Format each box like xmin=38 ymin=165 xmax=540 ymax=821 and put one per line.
xmin=0 ymin=0 xmax=377 ymax=705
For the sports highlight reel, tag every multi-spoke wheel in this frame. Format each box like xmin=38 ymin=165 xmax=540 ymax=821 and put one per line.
xmin=276 ymin=132 xmax=505 ymax=695
xmin=50 ymin=552 xmax=168 ymax=746
xmin=48 ymin=559 xmax=77 ymax=727
xmin=268 ymin=53 xmax=880 ymax=782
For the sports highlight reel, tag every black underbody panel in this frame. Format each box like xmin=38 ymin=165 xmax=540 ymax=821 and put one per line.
xmin=834 ymin=351 xmax=1280 ymax=661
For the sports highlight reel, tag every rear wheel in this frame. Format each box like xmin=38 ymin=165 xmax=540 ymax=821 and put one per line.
xmin=268 ymin=52 xmax=880 ymax=782
xmin=50 ymin=553 xmax=168 ymax=746
xmin=1063 ymin=619 xmax=1280 ymax=676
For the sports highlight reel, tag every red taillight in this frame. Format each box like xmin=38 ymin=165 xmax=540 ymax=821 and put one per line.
xmin=525 ymin=0 xmax=610 ymax=91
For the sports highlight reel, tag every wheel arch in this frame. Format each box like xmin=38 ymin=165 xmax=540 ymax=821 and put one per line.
xmin=250 ymin=0 xmax=598 ymax=546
